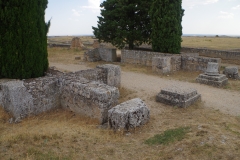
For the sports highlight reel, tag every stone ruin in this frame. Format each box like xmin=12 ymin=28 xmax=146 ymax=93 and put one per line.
xmin=196 ymin=62 xmax=228 ymax=87
xmin=152 ymin=56 xmax=181 ymax=74
xmin=84 ymin=48 xmax=117 ymax=62
xmin=71 ymin=37 xmax=84 ymax=49
xmin=0 ymin=64 xmax=121 ymax=124
xmin=0 ymin=64 xmax=150 ymax=130
xmin=156 ymin=86 xmax=201 ymax=108
xmin=223 ymin=66 xmax=239 ymax=79
xmin=108 ymin=98 xmax=150 ymax=130
xmin=93 ymin=40 xmax=100 ymax=48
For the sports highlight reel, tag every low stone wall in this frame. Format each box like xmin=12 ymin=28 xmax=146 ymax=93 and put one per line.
xmin=121 ymin=49 xmax=171 ymax=66
xmin=0 ymin=64 xmax=121 ymax=123
xmin=181 ymin=56 xmax=221 ymax=72
xmin=181 ymin=47 xmax=240 ymax=63
xmin=122 ymin=49 xmax=221 ymax=72
xmin=84 ymin=48 xmax=117 ymax=62
xmin=48 ymin=43 xmax=71 ymax=48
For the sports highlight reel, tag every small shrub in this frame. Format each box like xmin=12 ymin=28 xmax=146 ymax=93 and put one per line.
xmin=145 ymin=127 xmax=190 ymax=145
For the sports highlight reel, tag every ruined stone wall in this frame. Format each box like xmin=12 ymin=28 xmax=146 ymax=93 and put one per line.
xmin=181 ymin=47 xmax=240 ymax=63
xmin=84 ymin=48 xmax=101 ymax=62
xmin=181 ymin=56 xmax=221 ymax=72
xmin=152 ymin=56 xmax=182 ymax=74
xmin=48 ymin=43 xmax=71 ymax=48
xmin=84 ymin=48 xmax=117 ymax=62
xmin=93 ymin=40 xmax=100 ymax=48
xmin=0 ymin=65 xmax=121 ymax=122
xmin=99 ymin=48 xmax=117 ymax=62
xmin=121 ymin=49 xmax=171 ymax=66
xmin=71 ymin=37 xmax=84 ymax=49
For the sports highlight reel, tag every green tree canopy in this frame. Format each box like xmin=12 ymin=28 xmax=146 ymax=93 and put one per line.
xmin=92 ymin=0 xmax=152 ymax=49
xmin=0 ymin=0 xmax=50 ymax=79
xmin=150 ymin=0 xmax=184 ymax=53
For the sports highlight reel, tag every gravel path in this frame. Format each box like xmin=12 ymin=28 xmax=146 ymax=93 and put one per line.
xmin=50 ymin=62 xmax=240 ymax=116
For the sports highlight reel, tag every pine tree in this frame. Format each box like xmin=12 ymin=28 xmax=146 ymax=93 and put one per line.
xmin=92 ymin=0 xmax=152 ymax=49
xmin=0 ymin=0 xmax=50 ymax=79
xmin=150 ymin=0 xmax=184 ymax=53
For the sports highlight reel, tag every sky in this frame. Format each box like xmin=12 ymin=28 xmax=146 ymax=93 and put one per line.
xmin=45 ymin=0 xmax=240 ymax=36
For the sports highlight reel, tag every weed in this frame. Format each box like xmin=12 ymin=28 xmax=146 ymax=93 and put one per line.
xmin=26 ymin=148 xmax=72 ymax=160
xmin=145 ymin=127 xmax=190 ymax=145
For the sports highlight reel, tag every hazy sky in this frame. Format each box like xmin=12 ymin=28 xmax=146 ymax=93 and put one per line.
xmin=45 ymin=0 xmax=240 ymax=36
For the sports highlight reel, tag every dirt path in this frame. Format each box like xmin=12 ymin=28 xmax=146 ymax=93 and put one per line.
xmin=50 ymin=62 xmax=240 ymax=116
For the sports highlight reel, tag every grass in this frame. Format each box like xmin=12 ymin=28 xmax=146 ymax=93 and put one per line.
xmin=181 ymin=36 xmax=240 ymax=51
xmin=145 ymin=127 xmax=190 ymax=145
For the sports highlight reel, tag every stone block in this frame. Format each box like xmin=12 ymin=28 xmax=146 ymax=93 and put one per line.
xmin=152 ymin=56 xmax=172 ymax=74
xmin=61 ymin=77 xmax=119 ymax=124
xmin=223 ymin=66 xmax=239 ymax=79
xmin=0 ymin=76 xmax=61 ymax=120
xmin=99 ymin=48 xmax=117 ymax=62
xmin=108 ymin=98 xmax=150 ymax=130
xmin=152 ymin=56 xmax=181 ymax=74
xmin=156 ymin=87 xmax=201 ymax=108
xmin=84 ymin=48 xmax=101 ymax=62
xmin=196 ymin=74 xmax=228 ymax=87
xmin=97 ymin=64 xmax=121 ymax=87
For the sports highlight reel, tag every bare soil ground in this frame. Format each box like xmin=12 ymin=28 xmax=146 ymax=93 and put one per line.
xmin=1 ymin=38 xmax=240 ymax=159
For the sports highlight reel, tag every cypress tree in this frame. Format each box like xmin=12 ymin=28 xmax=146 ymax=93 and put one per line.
xmin=0 ymin=0 xmax=50 ymax=79
xmin=150 ymin=0 xmax=184 ymax=53
xmin=92 ymin=0 xmax=152 ymax=49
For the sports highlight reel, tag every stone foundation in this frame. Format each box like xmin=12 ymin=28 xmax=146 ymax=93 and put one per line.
xmin=156 ymin=87 xmax=201 ymax=108
xmin=181 ymin=56 xmax=221 ymax=72
xmin=0 ymin=64 xmax=121 ymax=123
xmin=108 ymin=98 xmax=150 ymax=130
xmin=196 ymin=74 xmax=228 ymax=87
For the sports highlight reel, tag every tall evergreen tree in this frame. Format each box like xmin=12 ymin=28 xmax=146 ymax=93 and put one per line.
xmin=0 ymin=0 xmax=50 ymax=79
xmin=92 ymin=0 xmax=152 ymax=49
xmin=150 ymin=0 xmax=184 ymax=53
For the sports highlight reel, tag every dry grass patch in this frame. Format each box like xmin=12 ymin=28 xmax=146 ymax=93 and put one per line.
xmin=1 ymin=100 xmax=240 ymax=159
xmin=182 ymin=37 xmax=240 ymax=50
xmin=48 ymin=48 xmax=85 ymax=65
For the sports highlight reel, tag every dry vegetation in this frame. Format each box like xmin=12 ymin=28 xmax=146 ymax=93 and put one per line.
xmin=1 ymin=36 xmax=240 ymax=159
xmin=182 ymin=36 xmax=240 ymax=51
xmin=1 ymin=93 xmax=240 ymax=159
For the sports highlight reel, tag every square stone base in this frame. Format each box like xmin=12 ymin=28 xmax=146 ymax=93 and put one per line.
xmin=156 ymin=87 xmax=201 ymax=108
xmin=196 ymin=74 xmax=228 ymax=87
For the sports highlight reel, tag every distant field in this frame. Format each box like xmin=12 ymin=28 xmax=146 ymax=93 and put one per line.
xmin=48 ymin=36 xmax=96 ymax=45
xmin=47 ymin=36 xmax=240 ymax=51
xmin=181 ymin=36 xmax=240 ymax=51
